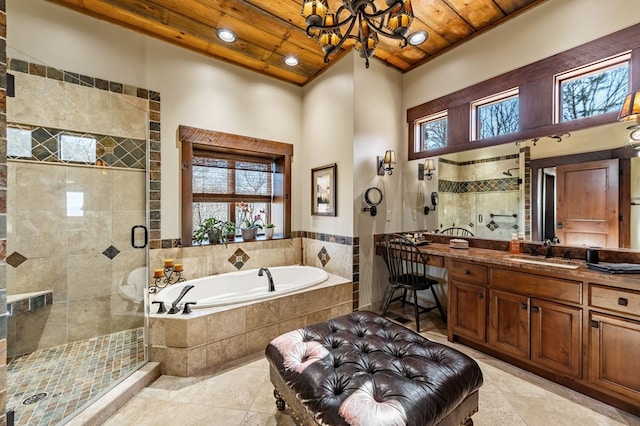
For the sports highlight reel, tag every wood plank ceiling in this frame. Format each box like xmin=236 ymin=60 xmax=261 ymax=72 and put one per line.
xmin=44 ymin=0 xmax=548 ymax=86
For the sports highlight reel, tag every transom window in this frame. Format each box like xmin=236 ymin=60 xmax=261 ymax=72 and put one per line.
xmin=472 ymin=89 xmax=519 ymax=140
xmin=59 ymin=134 xmax=97 ymax=163
xmin=555 ymin=54 xmax=630 ymax=123
xmin=415 ymin=112 xmax=448 ymax=152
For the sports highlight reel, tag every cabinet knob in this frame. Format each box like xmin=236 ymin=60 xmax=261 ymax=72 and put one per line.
xmin=618 ymin=297 xmax=628 ymax=306
xmin=463 ymin=270 xmax=470 ymax=275
xmin=476 ymin=292 xmax=483 ymax=299
xmin=531 ymin=306 xmax=540 ymax=313
xmin=520 ymin=303 xmax=528 ymax=310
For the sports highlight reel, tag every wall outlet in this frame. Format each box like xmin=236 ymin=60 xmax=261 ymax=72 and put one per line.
xmin=386 ymin=210 xmax=391 ymax=222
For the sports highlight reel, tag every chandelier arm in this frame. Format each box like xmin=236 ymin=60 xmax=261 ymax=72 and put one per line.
xmin=321 ymin=18 xmax=359 ymax=63
xmin=361 ymin=0 xmax=406 ymax=20
xmin=362 ymin=15 xmax=409 ymax=47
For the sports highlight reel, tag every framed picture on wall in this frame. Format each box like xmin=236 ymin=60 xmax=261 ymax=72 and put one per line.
xmin=311 ymin=163 xmax=337 ymax=216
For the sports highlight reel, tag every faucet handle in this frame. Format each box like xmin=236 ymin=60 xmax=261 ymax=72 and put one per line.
xmin=182 ymin=302 xmax=197 ymax=315
xmin=152 ymin=301 xmax=166 ymax=314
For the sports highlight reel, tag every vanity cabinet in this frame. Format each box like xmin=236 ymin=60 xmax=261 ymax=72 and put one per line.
xmin=588 ymin=284 xmax=640 ymax=402
xmin=449 ymin=260 xmax=487 ymax=343
xmin=487 ymin=268 xmax=582 ymax=378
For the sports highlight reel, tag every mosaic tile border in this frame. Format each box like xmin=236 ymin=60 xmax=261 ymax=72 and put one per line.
xmin=7 ymin=124 xmax=146 ymax=169
xmin=1 ymin=4 xmax=9 ymax=422
xmin=8 ymin=58 xmax=163 ymax=249
xmin=439 ymin=177 xmax=520 ymax=194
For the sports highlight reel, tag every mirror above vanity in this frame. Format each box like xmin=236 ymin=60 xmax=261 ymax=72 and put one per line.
xmin=431 ymin=121 xmax=639 ymax=250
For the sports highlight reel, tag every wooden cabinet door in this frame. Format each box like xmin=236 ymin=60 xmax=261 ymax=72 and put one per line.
xmin=531 ymin=298 xmax=582 ymax=378
xmin=489 ymin=290 xmax=530 ymax=358
xmin=450 ymin=280 xmax=486 ymax=342
xmin=590 ymin=312 xmax=640 ymax=400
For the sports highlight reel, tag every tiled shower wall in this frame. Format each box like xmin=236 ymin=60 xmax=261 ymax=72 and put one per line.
xmin=6 ymin=162 xmax=146 ymax=357
xmin=438 ymin=152 xmax=525 ymax=240
xmin=5 ymin=64 xmax=150 ymax=358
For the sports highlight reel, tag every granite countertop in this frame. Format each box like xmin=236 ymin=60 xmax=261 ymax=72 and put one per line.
xmin=417 ymin=243 xmax=640 ymax=290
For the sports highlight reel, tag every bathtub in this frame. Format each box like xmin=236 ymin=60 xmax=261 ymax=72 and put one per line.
xmin=155 ymin=265 xmax=329 ymax=309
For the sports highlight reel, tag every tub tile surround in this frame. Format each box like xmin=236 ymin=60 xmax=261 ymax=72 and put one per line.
xmin=149 ymin=276 xmax=353 ymax=376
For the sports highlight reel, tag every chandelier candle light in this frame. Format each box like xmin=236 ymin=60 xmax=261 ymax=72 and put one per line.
xmin=302 ymin=0 xmax=416 ymax=68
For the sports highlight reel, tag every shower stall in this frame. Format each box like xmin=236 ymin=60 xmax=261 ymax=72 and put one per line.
xmin=5 ymin=60 xmax=149 ymax=425
xmin=437 ymin=152 xmax=525 ymax=240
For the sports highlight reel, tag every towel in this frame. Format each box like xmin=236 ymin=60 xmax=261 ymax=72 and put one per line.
xmin=587 ymin=262 xmax=640 ymax=274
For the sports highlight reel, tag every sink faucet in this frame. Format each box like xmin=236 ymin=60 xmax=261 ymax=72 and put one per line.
xmin=167 ymin=284 xmax=195 ymax=314
xmin=258 ymin=267 xmax=275 ymax=292
xmin=544 ymin=239 xmax=554 ymax=258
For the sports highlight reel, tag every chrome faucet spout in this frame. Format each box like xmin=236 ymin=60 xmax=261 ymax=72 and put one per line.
xmin=167 ymin=284 xmax=195 ymax=314
xmin=258 ymin=267 xmax=275 ymax=292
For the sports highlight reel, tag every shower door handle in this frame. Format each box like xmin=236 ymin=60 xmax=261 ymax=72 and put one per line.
xmin=131 ymin=225 xmax=148 ymax=249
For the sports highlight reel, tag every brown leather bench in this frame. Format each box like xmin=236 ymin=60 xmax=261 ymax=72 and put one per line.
xmin=265 ymin=311 xmax=483 ymax=425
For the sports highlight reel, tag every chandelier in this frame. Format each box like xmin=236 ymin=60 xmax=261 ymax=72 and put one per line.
xmin=301 ymin=0 xmax=416 ymax=68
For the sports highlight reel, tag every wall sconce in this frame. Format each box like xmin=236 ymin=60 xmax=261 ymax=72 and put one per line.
xmin=377 ymin=150 xmax=396 ymax=175
xmin=424 ymin=191 xmax=438 ymax=215
xmin=418 ymin=158 xmax=436 ymax=180
xmin=619 ymin=89 xmax=640 ymax=146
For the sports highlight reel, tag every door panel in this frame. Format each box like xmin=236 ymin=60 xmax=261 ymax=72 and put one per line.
xmin=556 ymin=159 xmax=619 ymax=247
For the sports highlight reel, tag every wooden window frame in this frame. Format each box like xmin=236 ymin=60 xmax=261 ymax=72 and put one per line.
xmin=407 ymin=24 xmax=640 ymax=160
xmin=179 ymin=125 xmax=293 ymax=246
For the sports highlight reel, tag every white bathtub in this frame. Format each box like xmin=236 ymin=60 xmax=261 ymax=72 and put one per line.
xmin=155 ymin=265 xmax=329 ymax=309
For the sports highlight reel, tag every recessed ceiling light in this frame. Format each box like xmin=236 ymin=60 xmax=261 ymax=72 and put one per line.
xmin=408 ymin=30 xmax=428 ymax=46
xmin=284 ymin=56 xmax=299 ymax=67
xmin=217 ymin=29 xmax=237 ymax=43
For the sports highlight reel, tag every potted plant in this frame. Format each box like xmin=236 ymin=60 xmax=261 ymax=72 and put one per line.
xmin=265 ymin=223 xmax=275 ymax=239
xmin=235 ymin=202 xmax=265 ymax=241
xmin=193 ymin=217 xmax=226 ymax=246
xmin=224 ymin=221 xmax=237 ymax=242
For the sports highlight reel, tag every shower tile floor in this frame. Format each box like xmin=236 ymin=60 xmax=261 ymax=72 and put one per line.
xmin=7 ymin=327 xmax=145 ymax=426
xmin=105 ymin=308 xmax=640 ymax=426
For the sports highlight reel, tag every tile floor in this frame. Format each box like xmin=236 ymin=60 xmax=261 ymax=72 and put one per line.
xmin=104 ymin=309 xmax=640 ymax=426
xmin=8 ymin=327 xmax=145 ymax=426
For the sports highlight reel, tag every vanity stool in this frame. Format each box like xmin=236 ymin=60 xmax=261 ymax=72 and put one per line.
xmin=265 ymin=311 xmax=483 ymax=425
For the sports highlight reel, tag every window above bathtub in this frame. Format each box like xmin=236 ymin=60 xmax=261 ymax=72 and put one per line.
xmin=179 ymin=125 xmax=293 ymax=246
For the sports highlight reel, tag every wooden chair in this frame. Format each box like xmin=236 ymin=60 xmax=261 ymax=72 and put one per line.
xmin=380 ymin=234 xmax=446 ymax=332
xmin=440 ymin=227 xmax=474 ymax=237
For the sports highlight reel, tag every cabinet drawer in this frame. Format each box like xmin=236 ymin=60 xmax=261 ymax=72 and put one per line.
xmin=449 ymin=260 xmax=487 ymax=285
xmin=423 ymin=254 xmax=444 ymax=267
xmin=491 ymin=268 xmax=582 ymax=304
xmin=590 ymin=285 xmax=640 ymax=318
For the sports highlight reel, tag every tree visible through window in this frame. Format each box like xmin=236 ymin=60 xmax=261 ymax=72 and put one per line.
xmin=559 ymin=61 xmax=629 ymax=122
xmin=418 ymin=113 xmax=448 ymax=151
xmin=192 ymin=153 xmax=272 ymax=238
xmin=474 ymin=92 xmax=519 ymax=140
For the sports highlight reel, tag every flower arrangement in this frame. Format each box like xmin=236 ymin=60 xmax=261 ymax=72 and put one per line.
xmin=235 ymin=202 xmax=265 ymax=230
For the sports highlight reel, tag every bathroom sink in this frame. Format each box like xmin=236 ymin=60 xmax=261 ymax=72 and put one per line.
xmin=508 ymin=256 xmax=581 ymax=270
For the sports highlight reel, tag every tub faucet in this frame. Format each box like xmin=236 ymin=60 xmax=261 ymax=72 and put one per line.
xmin=259 ymin=268 xmax=275 ymax=292
xmin=167 ymin=284 xmax=195 ymax=314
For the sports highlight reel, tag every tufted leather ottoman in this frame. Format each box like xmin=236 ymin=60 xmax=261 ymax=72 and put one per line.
xmin=265 ymin=311 xmax=483 ymax=426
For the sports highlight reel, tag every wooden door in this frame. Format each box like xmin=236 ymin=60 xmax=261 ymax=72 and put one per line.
xmin=589 ymin=312 xmax=640 ymax=400
xmin=556 ymin=159 xmax=619 ymax=247
xmin=488 ymin=290 xmax=530 ymax=358
xmin=530 ymin=298 xmax=582 ymax=378
xmin=450 ymin=281 xmax=486 ymax=342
